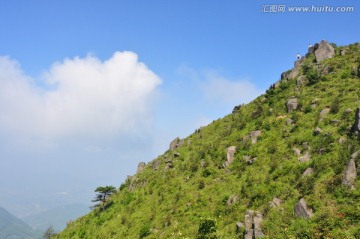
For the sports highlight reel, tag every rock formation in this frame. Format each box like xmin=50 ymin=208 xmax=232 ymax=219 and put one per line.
xmin=286 ymin=98 xmax=298 ymax=113
xmin=314 ymin=40 xmax=335 ymax=62
xmin=250 ymin=130 xmax=262 ymax=144
xmin=169 ymin=137 xmax=184 ymax=151
xmin=294 ymin=198 xmax=313 ymax=219
xmin=243 ymin=210 xmax=265 ymax=239
xmin=342 ymin=151 xmax=358 ymax=189
xmin=136 ymin=162 xmax=146 ymax=174
xmin=351 ymin=108 xmax=360 ymax=137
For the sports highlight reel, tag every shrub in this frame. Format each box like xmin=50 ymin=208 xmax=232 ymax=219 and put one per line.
xmin=197 ymin=218 xmax=217 ymax=239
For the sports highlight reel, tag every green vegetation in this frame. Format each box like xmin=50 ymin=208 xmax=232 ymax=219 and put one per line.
xmin=56 ymin=42 xmax=360 ymax=238
xmin=91 ymin=185 xmax=116 ymax=211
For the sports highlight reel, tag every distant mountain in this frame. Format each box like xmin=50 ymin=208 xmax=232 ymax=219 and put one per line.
xmin=0 ymin=207 xmax=41 ymax=239
xmin=22 ymin=203 xmax=89 ymax=232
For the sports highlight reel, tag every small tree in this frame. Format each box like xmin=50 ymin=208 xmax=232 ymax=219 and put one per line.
xmin=92 ymin=185 xmax=116 ymax=211
xmin=43 ymin=225 xmax=56 ymax=239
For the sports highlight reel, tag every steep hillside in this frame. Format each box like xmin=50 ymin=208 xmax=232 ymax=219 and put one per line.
xmin=57 ymin=41 xmax=360 ymax=239
xmin=0 ymin=207 xmax=41 ymax=239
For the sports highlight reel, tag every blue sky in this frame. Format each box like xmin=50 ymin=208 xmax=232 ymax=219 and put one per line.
xmin=0 ymin=0 xmax=359 ymax=217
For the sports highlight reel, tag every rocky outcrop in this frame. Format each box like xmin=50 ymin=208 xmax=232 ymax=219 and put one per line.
xmin=296 ymin=75 xmax=308 ymax=86
xmin=227 ymin=146 xmax=236 ymax=164
xmin=293 ymin=148 xmax=301 ymax=156
xmin=314 ymin=40 xmax=335 ymax=62
xmin=314 ymin=127 xmax=323 ymax=135
xmin=153 ymin=160 xmax=160 ymax=171
xmin=342 ymin=151 xmax=358 ymax=189
xmin=269 ymin=197 xmax=282 ymax=208
xmin=169 ymin=137 xmax=184 ymax=151
xmin=351 ymin=108 xmax=360 ymax=137
xmin=226 ymin=195 xmax=239 ymax=207
xmin=244 ymin=155 xmax=257 ymax=165
xmin=250 ymin=130 xmax=262 ymax=144
xmin=243 ymin=210 xmax=264 ymax=239
xmin=303 ymin=167 xmax=314 ymax=176
xmin=136 ymin=162 xmax=146 ymax=174
xmin=298 ymin=153 xmax=311 ymax=163
xmin=319 ymin=108 xmax=330 ymax=117
xmin=294 ymin=198 xmax=313 ymax=219
xmin=223 ymin=146 xmax=236 ymax=168
xmin=286 ymin=98 xmax=298 ymax=113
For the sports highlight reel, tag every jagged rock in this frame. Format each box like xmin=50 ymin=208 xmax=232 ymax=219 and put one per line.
xmin=254 ymin=229 xmax=265 ymax=239
xmin=308 ymin=45 xmax=315 ymax=55
xmin=318 ymin=148 xmax=326 ymax=155
xmin=314 ymin=40 xmax=335 ymax=62
xmin=250 ymin=130 xmax=262 ymax=144
xmin=164 ymin=162 xmax=174 ymax=171
xmin=340 ymin=49 xmax=346 ymax=56
xmin=293 ymin=148 xmax=301 ymax=156
xmin=227 ymin=146 xmax=236 ymax=164
xmin=288 ymin=68 xmax=300 ymax=79
xmin=351 ymin=150 xmax=360 ymax=159
xmin=344 ymin=108 xmax=352 ymax=115
xmin=136 ymin=162 xmax=146 ymax=174
xmin=153 ymin=160 xmax=160 ymax=171
xmin=286 ymin=118 xmax=294 ymax=125
xmin=226 ymin=195 xmax=239 ymax=206
xmin=286 ymin=98 xmax=298 ymax=113
xmin=303 ymin=167 xmax=314 ymax=176
xmin=320 ymin=65 xmax=334 ymax=75
xmin=294 ymin=198 xmax=313 ymax=219
xmin=343 ymin=158 xmax=357 ymax=189
xmin=298 ymin=153 xmax=311 ymax=163
xmin=244 ymin=210 xmax=254 ymax=229
xmin=297 ymin=75 xmax=308 ymax=86
xmin=319 ymin=108 xmax=330 ymax=117
xmin=253 ymin=213 xmax=263 ymax=231
xmin=169 ymin=137 xmax=184 ymax=151
xmin=351 ymin=108 xmax=360 ymax=137
xmin=270 ymin=197 xmax=282 ymax=208
xmin=244 ymin=155 xmax=257 ymax=165
xmin=244 ymin=229 xmax=254 ymax=239
xmin=243 ymin=210 xmax=265 ymax=238
xmin=314 ymin=127 xmax=323 ymax=135
xmin=173 ymin=152 xmax=180 ymax=157
xmin=236 ymin=222 xmax=244 ymax=231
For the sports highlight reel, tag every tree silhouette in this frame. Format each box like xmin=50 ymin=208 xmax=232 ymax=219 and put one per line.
xmin=43 ymin=225 xmax=56 ymax=239
xmin=92 ymin=185 xmax=116 ymax=211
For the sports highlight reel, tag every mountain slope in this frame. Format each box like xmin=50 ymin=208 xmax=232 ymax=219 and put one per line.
xmin=57 ymin=41 xmax=360 ymax=239
xmin=0 ymin=207 xmax=41 ymax=239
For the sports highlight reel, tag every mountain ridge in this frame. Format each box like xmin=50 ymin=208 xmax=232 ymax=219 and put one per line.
xmin=0 ymin=206 xmax=41 ymax=239
xmin=56 ymin=41 xmax=360 ymax=238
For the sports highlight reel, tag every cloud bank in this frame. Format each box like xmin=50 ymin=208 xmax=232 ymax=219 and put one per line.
xmin=0 ymin=52 xmax=161 ymax=142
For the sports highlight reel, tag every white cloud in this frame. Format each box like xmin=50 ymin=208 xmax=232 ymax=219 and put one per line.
xmin=202 ymin=72 xmax=263 ymax=104
xmin=0 ymin=52 xmax=161 ymax=142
